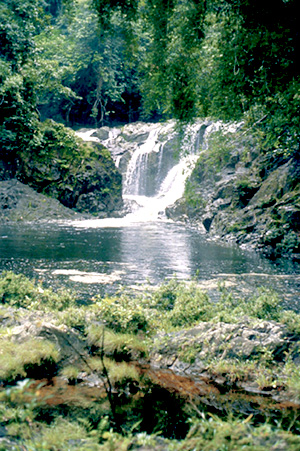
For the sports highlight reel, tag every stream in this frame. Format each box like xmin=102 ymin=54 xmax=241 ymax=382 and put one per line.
xmin=0 ymin=121 xmax=299 ymax=307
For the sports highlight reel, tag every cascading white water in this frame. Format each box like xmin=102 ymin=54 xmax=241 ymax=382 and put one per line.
xmin=75 ymin=120 xmax=210 ymax=224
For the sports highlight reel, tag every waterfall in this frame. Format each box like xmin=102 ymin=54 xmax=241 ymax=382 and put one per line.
xmin=75 ymin=120 xmax=210 ymax=224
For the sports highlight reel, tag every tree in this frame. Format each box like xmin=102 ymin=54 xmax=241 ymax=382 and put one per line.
xmin=91 ymin=0 xmax=299 ymax=124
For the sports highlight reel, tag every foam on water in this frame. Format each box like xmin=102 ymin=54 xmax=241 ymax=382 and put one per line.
xmin=74 ymin=121 xmax=206 ymax=227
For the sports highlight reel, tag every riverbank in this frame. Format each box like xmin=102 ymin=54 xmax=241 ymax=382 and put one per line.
xmin=0 ymin=121 xmax=123 ymax=220
xmin=166 ymin=123 xmax=300 ymax=260
xmin=0 ymin=179 xmax=88 ymax=222
xmin=1 ymin=120 xmax=299 ymax=261
xmin=1 ymin=272 xmax=300 ymax=449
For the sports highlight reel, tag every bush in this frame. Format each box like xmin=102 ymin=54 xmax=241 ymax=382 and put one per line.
xmin=245 ymin=288 xmax=282 ymax=321
xmin=0 ymin=337 xmax=60 ymax=382
xmin=0 ymin=271 xmax=75 ymax=311
xmin=92 ymin=295 xmax=149 ymax=334
xmin=164 ymin=281 xmax=212 ymax=328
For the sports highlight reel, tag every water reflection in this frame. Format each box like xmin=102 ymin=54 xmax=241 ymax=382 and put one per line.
xmin=0 ymin=221 xmax=299 ymax=307
xmin=120 ymin=223 xmax=193 ymax=282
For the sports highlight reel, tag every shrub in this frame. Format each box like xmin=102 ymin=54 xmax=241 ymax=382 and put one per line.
xmin=165 ymin=282 xmax=212 ymax=328
xmin=245 ymin=288 xmax=282 ymax=321
xmin=0 ymin=271 xmax=75 ymax=311
xmin=0 ymin=337 xmax=60 ymax=382
xmin=280 ymin=310 xmax=300 ymax=335
xmin=92 ymin=295 xmax=148 ymax=334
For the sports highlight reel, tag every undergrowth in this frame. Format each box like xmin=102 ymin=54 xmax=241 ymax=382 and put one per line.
xmin=1 ymin=272 xmax=300 ymax=449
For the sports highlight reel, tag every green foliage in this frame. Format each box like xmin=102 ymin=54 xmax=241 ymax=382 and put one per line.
xmin=91 ymin=294 xmax=149 ymax=334
xmin=245 ymin=288 xmax=282 ymax=321
xmin=177 ymin=414 xmax=300 ymax=451
xmin=15 ymin=119 xmax=122 ymax=212
xmin=26 ymin=417 xmax=98 ymax=450
xmin=167 ymin=284 xmax=211 ymax=328
xmin=279 ymin=310 xmax=300 ymax=335
xmin=35 ymin=0 xmax=141 ymax=125
xmin=104 ymin=360 xmax=140 ymax=386
xmin=60 ymin=364 xmax=81 ymax=384
xmin=0 ymin=0 xmax=46 ymax=165
xmin=1 ymin=274 xmax=300 ymax=448
xmin=183 ymin=177 xmax=207 ymax=212
xmin=0 ymin=337 xmax=59 ymax=382
xmin=0 ymin=271 xmax=75 ymax=311
xmin=87 ymin=327 xmax=148 ymax=360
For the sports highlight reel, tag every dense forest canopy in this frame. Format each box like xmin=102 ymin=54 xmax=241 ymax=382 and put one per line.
xmin=0 ymin=0 xmax=299 ymax=166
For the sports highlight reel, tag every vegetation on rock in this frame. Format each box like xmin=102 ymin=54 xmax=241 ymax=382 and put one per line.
xmin=1 ymin=272 xmax=300 ymax=449
xmin=167 ymin=123 xmax=300 ymax=257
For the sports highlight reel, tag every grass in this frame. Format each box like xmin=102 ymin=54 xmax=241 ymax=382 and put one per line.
xmin=0 ymin=271 xmax=76 ymax=311
xmin=1 ymin=272 xmax=300 ymax=449
xmin=87 ymin=326 xmax=148 ymax=360
xmin=0 ymin=336 xmax=60 ymax=382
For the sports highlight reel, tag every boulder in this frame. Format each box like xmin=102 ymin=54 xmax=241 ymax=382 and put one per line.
xmin=0 ymin=179 xmax=85 ymax=222
xmin=150 ymin=318 xmax=299 ymax=377
xmin=7 ymin=314 xmax=88 ymax=367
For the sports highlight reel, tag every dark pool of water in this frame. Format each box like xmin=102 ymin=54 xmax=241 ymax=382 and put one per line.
xmin=0 ymin=220 xmax=299 ymax=308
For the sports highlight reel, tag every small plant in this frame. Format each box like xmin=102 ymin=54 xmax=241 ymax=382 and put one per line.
xmin=60 ymin=365 xmax=81 ymax=385
xmin=92 ymin=295 xmax=149 ymax=334
xmin=88 ymin=326 xmax=148 ymax=360
xmin=166 ymin=282 xmax=212 ymax=328
xmin=207 ymin=358 xmax=257 ymax=383
xmin=107 ymin=361 xmax=140 ymax=386
xmin=246 ymin=288 xmax=281 ymax=321
xmin=280 ymin=310 xmax=300 ymax=335
xmin=0 ymin=271 xmax=75 ymax=311
xmin=255 ymin=370 xmax=277 ymax=390
xmin=86 ymin=357 xmax=140 ymax=387
xmin=178 ymin=414 xmax=300 ymax=450
xmin=26 ymin=417 xmax=93 ymax=450
xmin=0 ymin=336 xmax=60 ymax=382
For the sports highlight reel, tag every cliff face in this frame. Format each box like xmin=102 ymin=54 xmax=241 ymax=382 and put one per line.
xmin=166 ymin=130 xmax=300 ymax=259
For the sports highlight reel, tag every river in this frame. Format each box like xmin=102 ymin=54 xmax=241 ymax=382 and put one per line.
xmin=0 ymin=121 xmax=299 ymax=308
xmin=0 ymin=218 xmax=299 ymax=309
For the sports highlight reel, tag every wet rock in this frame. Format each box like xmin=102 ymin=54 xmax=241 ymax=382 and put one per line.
xmin=18 ymin=141 xmax=123 ymax=216
xmin=173 ymin=143 xmax=300 ymax=256
xmin=96 ymin=126 xmax=110 ymax=140
xmin=202 ymin=215 xmax=214 ymax=232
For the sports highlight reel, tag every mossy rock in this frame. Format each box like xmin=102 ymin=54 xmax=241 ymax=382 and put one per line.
xmin=15 ymin=120 xmax=123 ymax=216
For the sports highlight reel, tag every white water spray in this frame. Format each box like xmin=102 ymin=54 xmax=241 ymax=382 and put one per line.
xmin=75 ymin=120 xmax=209 ymax=226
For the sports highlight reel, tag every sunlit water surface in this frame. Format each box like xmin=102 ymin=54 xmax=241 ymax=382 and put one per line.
xmin=0 ymin=218 xmax=299 ymax=309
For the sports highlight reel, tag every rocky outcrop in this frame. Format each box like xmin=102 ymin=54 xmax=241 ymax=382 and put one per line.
xmin=96 ymin=121 xmax=181 ymax=197
xmin=10 ymin=321 xmax=87 ymax=368
xmin=166 ymin=137 xmax=300 ymax=257
xmin=0 ymin=121 xmax=123 ymax=219
xmin=150 ymin=318 xmax=299 ymax=375
xmin=18 ymin=142 xmax=123 ymax=217
xmin=149 ymin=317 xmax=300 ymax=418
xmin=0 ymin=179 xmax=86 ymax=222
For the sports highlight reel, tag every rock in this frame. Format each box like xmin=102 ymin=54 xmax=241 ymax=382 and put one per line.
xmin=7 ymin=312 xmax=88 ymax=367
xmin=177 ymin=137 xmax=300 ymax=255
xmin=150 ymin=318 xmax=299 ymax=377
xmin=18 ymin=141 xmax=123 ymax=216
xmin=96 ymin=126 xmax=110 ymax=140
xmin=202 ymin=215 xmax=214 ymax=232
xmin=0 ymin=179 xmax=86 ymax=222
